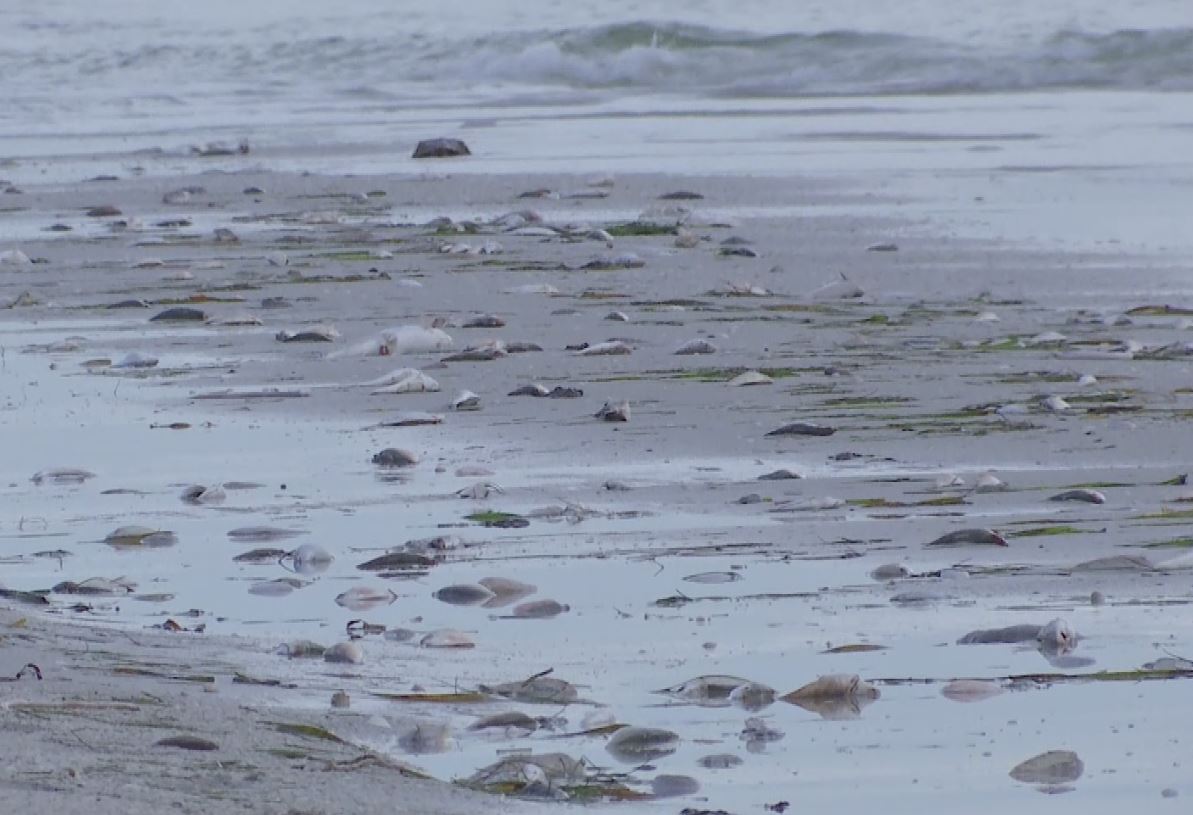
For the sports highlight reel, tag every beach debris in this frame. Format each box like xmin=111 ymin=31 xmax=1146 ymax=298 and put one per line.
xmin=469 ymin=711 xmax=538 ymax=733
xmin=104 ymin=526 xmax=177 ymax=547
xmin=150 ymin=306 xmax=206 ymax=322
xmin=180 ymin=484 xmax=226 ymax=504
xmin=867 ymin=242 xmax=898 ymax=252
xmin=31 ymin=468 xmax=95 ymax=485
xmin=1049 ymin=489 xmax=1105 ymax=504
xmin=331 ymin=691 xmax=350 ymax=708
xmin=766 ymin=422 xmax=835 ymax=437
xmin=780 ymin=674 xmax=880 ymax=719
xmin=941 ymin=679 xmax=1004 ymax=703
xmin=683 ymin=571 xmax=742 ymax=584
xmin=1009 ymin=750 xmax=1084 ymax=786
xmin=606 ymin=726 xmax=680 ymax=763
xmin=481 ymin=673 xmax=578 ymax=704
xmin=958 ymin=624 xmax=1050 ymax=644
xmin=442 ymin=342 xmax=508 ymax=362
xmin=926 ymin=528 xmax=1007 ymax=547
xmin=660 ymin=675 xmax=775 ymax=710
xmin=467 ymin=752 xmax=587 ymax=796
xmin=434 ymin=584 xmax=495 ymax=606
xmin=740 ymin=717 xmax=785 ymax=747
xmin=413 ymin=138 xmax=470 ymax=158
xmin=276 ymin=325 xmax=340 ymax=342
xmin=156 ymin=736 xmax=219 ymax=752
xmin=595 ymin=400 xmax=630 ymax=422
xmin=652 ymin=775 xmax=700 ymax=798
xmin=421 ymin=629 xmax=475 ymax=648
xmin=461 ymin=314 xmax=505 ymax=328
xmin=1041 ymin=395 xmax=1071 ymax=412
xmin=228 ymin=526 xmax=305 ymax=542
xmin=575 ymin=340 xmax=633 ymax=356
xmin=720 ymin=246 xmax=759 ymax=258
xmin=324 ymin=641 xmax=364 ymax=665
xmin=605 ymin=310 xmax=630 ymax=322
xmin=372 ymin=448 xmax=418 ymax=467
xmin=335 ymin=586 xmax=398 ymax=610
xmin=509 ymin=599 xmax=569 ymax=619
xmin=675 ymin=339 xmax=718 ymax=355
xmin=86 ymin=205 xmax=122 ymax=217
xmin=452 ymin=390 xmax=482 ymax=411
xmin=505 ymin=283 xmax=559 ymax=295
xmin=111 ymin=351 xmax=159 ymax=369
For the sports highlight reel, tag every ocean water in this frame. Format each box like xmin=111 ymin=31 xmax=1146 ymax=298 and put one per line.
xmin=2 ymin=0 xmax=1192 ymax=253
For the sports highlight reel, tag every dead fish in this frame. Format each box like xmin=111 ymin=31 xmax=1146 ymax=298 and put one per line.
xmin=413 ymin=137 xmax=470 ymax=158
xmin=975 ymin=472 xmax=1008 ymax=492
xmin=284 ymin=544 xmax=333 ymax=575
xmin=233 ymin=548 xmax=287 ymax=564
xmin=926 ymin=528 xmax=1007 ymax=547
xmin=452 ymin=390 xmax=481 ymax=411
xmin=605 ymin=310 xmax=630 ymax=322
xmin=720 ymin=246 xmax=759 ymax=258
xmin=1036 ymin=618 xmax=1077 ymax=654
xmin=478 ymin=576 xmax=536 ymax=608
xmin=869 ymin=563 xmax=911 ymax=581
xmin=335 ymin=586 xmax=397 ymax=610
xmin=31 ymin=468 xmax=95 ymax=485
xmin=462 ymin=314 xmax=505 ymax=328
xmin=510 ymin=383 xmax=550 ymax=397
xmin=660 ymin=675 xmax=773 ymax=707
xmin=575 ymin=340 xmax=632 ymax=356
xmin=1142 ymin=657 xmax=1193 ymax=671
xmin=277 ymin=640 xmax=326 ymax=658
xmin=442 ymin=346 xmax=507 ymax=362
xmin=698 ymin=754 xmax=743 ymax=769
xmin=468 ymin=752 xmax=586 ymax=786
xmin=469 ymin=711 xmax=538 ymax=732
xmin=323 ymin=641 xmax=364 ymax=665
xmin=683 ymin=571 xmax=741 ymax=584
xmin=456 ymin=481 xmax=503 ymax=499
xmin=595 ymin=400 xmax=630 ymax=422
xmin=675 ymin=339 xmax=717 ymax=355
xmin=370 ymin=370 xmax=440 ymax=394
xmin=766 ymin=422 xmax=835 ymax=437
xmin=1041 ymin=395 xmax=1071 ymax=412
xmin=434 ymin=584 xmax=495 ymax=606
xmin=372 ymin=448 xmax=418 ymax=467
xmin=1049 ymin=489 xmax=1106 ymax=504
xmin=180 ymin=484 xmax=226 ymax=504
xmin=1009 ymin=750 xmax=1084 ymax=785
xmin=1072 ymin=554 xmax=1152 ymax=572
xmin=781 ymin=674 xmax=879 ymax=720
xmin=276 ymin=326 xmax=339 ymax=343
xmin=227 ymin=526 xmax=304 ymax=542
xmin=958 ymin=624 xmax=1047 ymax=644
xmin=156 ymin=736 xmax=218 ymax=752
xmin=420 ymin=629 xmax=475 ymax=648
xmin=111 ymin=352 xmax=158 ymax=369
xmin=509 ymin=599 xmax=569 ymax=619
xmin=758 ymin=468 xmax=800 ymax=480
xmin=357 ymin=552 xmax=436 ymax=571
xmin=941 ymin=679 xmax=1004 ymax=703
xmin=53 ymin=577 xmax=135 ymax=596
xmin=481 ymin=675 xmax=578 ymax=704
xmin=371 ymin=411 xmax=443 ymax=427
xmin=651 ymin=775 xmax=700 ymax=798
xmin=606 ymin=726 xmax=679 ymax=763
xmin=150 ymin=307 xmax=206 ymax=322
xmin=249 ymin=577 xmax=307 ymax=597
xmin=104 ymin=526 xmax=177 ymax=547
xmin=582 ymin=252 xmax=644 ymax=270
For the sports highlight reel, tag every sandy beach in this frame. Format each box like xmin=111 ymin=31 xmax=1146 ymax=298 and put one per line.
xmin=1 ymin=154 xmax=1192 ymax=813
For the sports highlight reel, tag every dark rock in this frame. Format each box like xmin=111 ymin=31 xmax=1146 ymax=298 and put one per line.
xmin=413 ymin=138 xmax=471 ymax=159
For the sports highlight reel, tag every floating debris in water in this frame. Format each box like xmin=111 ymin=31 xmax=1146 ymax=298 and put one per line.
xmin=31 ymin=468 xmax=95 ymax=485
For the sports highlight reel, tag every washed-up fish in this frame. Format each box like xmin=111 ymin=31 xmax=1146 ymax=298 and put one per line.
xmin=925 ymin=528 xmax=1007 ymax=547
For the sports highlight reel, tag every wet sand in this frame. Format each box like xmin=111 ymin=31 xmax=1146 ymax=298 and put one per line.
xmin=3 ymin=165 xmax=1193 ymax=810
